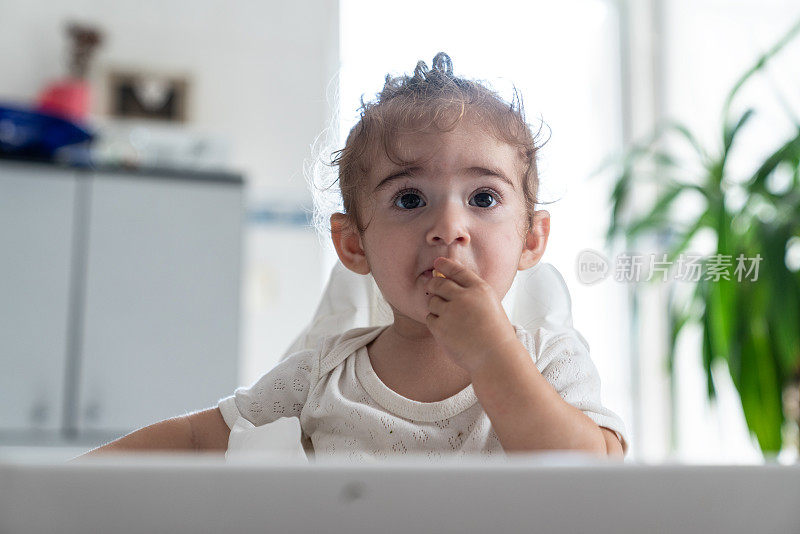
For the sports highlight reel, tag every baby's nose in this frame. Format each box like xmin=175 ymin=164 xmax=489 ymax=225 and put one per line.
xmin=425 ymin=205 xmax=470 ymax=246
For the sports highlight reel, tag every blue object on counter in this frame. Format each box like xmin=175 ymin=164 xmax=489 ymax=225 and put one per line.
xmin=0 ymin=104 xmax=93 ymax=160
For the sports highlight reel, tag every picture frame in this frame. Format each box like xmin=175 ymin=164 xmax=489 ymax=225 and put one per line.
xmin=105 ymin=69 xmax=189 ymax=123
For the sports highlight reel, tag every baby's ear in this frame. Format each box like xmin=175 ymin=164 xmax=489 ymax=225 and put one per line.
xmin=330 ymin=213 xmax=370 ymax=275
xmin=518 ymin=210 xmax=550 ymax=271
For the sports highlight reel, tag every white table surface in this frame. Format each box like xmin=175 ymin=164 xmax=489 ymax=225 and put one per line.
xmin=1 ymin=448 xmax=797 ymax=534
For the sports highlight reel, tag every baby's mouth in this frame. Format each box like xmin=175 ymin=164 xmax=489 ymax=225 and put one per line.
xmin=422 ymin=269 xmax=434 ymax=279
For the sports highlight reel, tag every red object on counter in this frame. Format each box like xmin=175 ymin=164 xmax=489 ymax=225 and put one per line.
xmin=36 ymin=78 xmax=91 ymax=122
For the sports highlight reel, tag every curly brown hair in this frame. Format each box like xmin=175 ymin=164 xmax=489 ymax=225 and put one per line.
xmin=329 ymin=52 xmax=546 ymax=234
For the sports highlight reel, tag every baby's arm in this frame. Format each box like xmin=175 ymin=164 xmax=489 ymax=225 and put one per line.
xmin=600 ymin=427 xmax=624 ymax=458
xmin=76 ymin=345 xmax=320 ymax=460
xmin=75 ymin=407 xmax=230 ymax=458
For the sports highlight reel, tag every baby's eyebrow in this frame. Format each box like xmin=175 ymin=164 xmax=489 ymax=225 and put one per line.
xmin=373 ymin=165 xmax=516 ymax=192
xmin=373 ymin=166 xmax=422 ymax=193
xmin=463 ymin=166 xmax=516 ymax=191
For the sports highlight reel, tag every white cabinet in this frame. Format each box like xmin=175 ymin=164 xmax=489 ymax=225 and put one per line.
xmin=0 ymin=162 xmax=243 ymax=445
xmin=77 ymin=173 xmax=242 ymax=433
xmin=0 ymin=163 xmax=76 ymax=433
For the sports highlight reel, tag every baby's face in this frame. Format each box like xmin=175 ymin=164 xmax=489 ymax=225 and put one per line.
xmin=357 ymin=118 xmax=536 ymax=328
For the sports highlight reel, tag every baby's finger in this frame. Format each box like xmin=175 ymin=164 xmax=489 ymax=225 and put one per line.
xmin=432 ymin=257 xmax=481 ymax=287
xmin=426 ymin=276 xmax=459 ymax=301
xmin=425 ymin=312 xmax=439 ymax=327
xmin=427 ymin=294 xmax=447 ymax=316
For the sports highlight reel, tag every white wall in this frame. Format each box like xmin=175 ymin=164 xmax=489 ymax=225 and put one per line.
xmin=0 ymin=0 xmax=339 ymax=205
xmin=0 ymin=0 xmax=340 ymax=386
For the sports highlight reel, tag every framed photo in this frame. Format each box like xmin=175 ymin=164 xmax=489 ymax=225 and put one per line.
xmin=106 ymin=70 xmax=189 ymax=122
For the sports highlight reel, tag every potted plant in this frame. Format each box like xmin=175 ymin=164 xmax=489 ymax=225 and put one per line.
xmin=605 ymin=19 xmax=800 ymax=456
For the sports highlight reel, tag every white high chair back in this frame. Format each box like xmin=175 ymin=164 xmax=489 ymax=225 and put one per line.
xmin=280 ymin=261 xmax=580 ymax=361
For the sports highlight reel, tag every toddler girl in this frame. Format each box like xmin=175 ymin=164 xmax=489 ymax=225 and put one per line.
xmin=83 ymin=53 xmax=627 ymax=460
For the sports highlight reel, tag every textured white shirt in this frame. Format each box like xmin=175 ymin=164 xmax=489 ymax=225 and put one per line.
xmin=218 ymin=324 xmax=628 ymax=461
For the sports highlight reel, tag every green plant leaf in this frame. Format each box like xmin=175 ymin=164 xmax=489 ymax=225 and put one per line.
xmin=667 ymin=288 xmax=698 ymax=377
xmin=723 ymin=108 xmax=755 ymax=157
xmin=606 ymin=168 xmax=632 ymax=244
xmin=707 ymin=277 xmax=734 ymax=365
xmin=721 ymin=18 xmax=800 ymax=129
xmin=701 ymin=285 xmax=717 ymax=401
xmin=748 ymin=128 xmax=800 ymax=193
xmin=761 ymin=225 xmax=800 ymax=378
xmin=604 ymin=15 xmax=800 ymax=457
xmin=739 ymin=288 xmax=785 ymax=453
xmin=661 ymin=120 xmax=709 ymax=162
xmin=625 ymin=184 xmax=686 ymax=238
xmin=666 ymin=211 xmax=714 ymax=262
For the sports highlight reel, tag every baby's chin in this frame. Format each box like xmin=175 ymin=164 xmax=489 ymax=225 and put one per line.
xmin=384 ymin=301 xmax=434 ymax=330
xmin=376 ymin=280 xmax=444 ymax=325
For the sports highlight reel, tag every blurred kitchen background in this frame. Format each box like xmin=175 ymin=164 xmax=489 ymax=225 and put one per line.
xmin=2 ymin=0 xmax=799 ymax=465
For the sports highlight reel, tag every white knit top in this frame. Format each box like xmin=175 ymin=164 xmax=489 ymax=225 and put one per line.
xmin=218 ymin=324 xmax=628 ymax=461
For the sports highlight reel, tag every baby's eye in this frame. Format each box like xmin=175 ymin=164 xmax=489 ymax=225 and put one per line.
xmin=393 ymin=189 xmax=426 ymax=210
xmin=470 ymin=189 xmax=499 ymax=208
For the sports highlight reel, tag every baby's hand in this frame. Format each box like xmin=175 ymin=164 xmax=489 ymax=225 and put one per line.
xmin=424 ymin=257 xmax=520 ymax=374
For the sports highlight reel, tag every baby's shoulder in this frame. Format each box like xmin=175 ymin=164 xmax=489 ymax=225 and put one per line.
xmin=512 ymin=324 xmax=590 ymax=363
xmin=316 ymin=325 xmax=387 ymax=375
